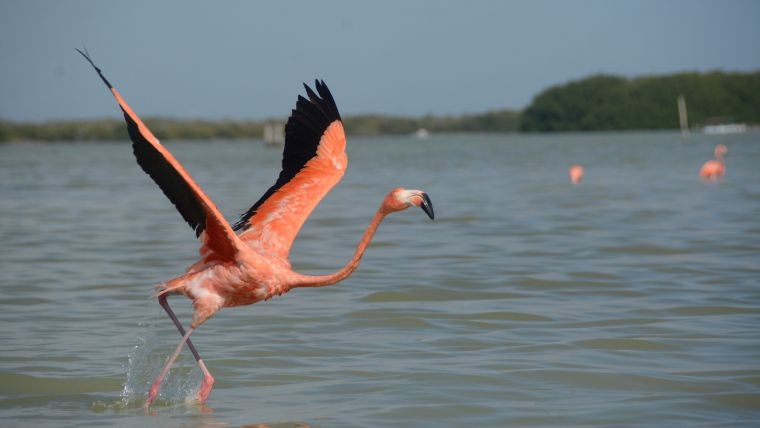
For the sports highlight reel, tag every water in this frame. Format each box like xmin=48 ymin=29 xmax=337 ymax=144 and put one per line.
xmin=1 ymin=131 xmax=759 ymax=427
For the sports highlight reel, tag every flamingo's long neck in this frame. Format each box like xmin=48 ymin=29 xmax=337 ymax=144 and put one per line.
xmin=292 ymin=209 xmax=388 ymax=288
xmin=715 ymin=149 xmax=725 ymax=164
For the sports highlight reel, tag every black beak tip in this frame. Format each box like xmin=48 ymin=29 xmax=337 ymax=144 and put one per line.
xmin=421 ymin=193 xmax=434 ymax=220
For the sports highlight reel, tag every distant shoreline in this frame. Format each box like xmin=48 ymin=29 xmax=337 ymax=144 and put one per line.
xmin=3 ymin=127 xmax=757 ymax=145
xmin=2 ymin=70 xmax=757 ymax=142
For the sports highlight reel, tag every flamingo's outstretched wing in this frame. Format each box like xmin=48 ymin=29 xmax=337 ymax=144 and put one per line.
xmin=77 ymin=49 xmax=242 ymax=262
xmin=233 ymin=80 xmax=346 ymax=259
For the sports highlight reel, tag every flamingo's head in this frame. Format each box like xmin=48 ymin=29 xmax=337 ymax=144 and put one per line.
xmin=569 ymin=164 xmax=584 ymax=185
xmin=715 ymin=144 xmax=728 ymax=157
xmin=382 ymin=187 xmax=434 ymax=220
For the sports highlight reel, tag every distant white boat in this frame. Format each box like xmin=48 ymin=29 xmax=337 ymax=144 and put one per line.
xmin=414 ymin=128 xmax=430 ymax=139
xmin=702 ymin=123 xmax=747 ymax=135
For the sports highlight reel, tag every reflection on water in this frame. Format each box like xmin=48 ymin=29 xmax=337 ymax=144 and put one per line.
xmin=1 ymin=131 xmax=759 ymax=426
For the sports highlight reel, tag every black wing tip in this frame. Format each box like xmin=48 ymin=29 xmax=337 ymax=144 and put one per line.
xmin=234 ymin=79 xmax=343 ymax=234
xmin=129 ymin=120 xmax=208 ymax=237
xmin=76 ymin=46 xmax=113 ymax=89
xmin=302 ymin=79 xmax=341 ymax=122
xmin=314 ymin=79 xmax=328 ymax=96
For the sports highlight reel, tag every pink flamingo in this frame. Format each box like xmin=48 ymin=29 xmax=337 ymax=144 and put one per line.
xmin=78 ymin=50 xmax=434 ymax=409
xmin=569 ymin=164 xmax=584 ymax=184
xmin=699 ymin=144 xmax=728 ymax=181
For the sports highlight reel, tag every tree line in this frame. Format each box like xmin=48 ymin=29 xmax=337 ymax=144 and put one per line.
xmin=1 ymin=70 xmax=757 ymax=142
xmin=520 ymin=71 xmax=760 ymax=132
xmin=0 ymin=111 xmax=522 ymax=142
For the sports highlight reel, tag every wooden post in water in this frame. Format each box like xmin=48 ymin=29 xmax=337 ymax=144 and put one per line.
xmin=263 ymin=122 xmax=284 ymax=146
xmin=677 ymin=95 xmax=689 ymax=139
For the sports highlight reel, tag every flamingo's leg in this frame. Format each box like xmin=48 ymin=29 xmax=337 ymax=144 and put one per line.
xmin=158 ymin=294 xmax=202 ymax=360
xmin=144 ymin=326 xmax=195 ymax=410
xmin=145 ymin=295 xmax=215 ymax=409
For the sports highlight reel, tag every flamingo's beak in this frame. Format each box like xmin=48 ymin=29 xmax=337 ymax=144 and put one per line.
xmin=420 ymin=193 xmax=434 ymax=220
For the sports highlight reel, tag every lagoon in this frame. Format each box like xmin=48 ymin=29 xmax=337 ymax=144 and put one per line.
xmin=1 ymin=131 xmax=759 ymax=426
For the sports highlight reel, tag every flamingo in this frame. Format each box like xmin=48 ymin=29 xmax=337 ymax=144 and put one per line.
xmin=699 ymin=144 xmax=727 ymax=181
xmin=77 ymin=49 xmax=434 ymax=409
xmin=569 ymin=164 xmax=584 ymax=184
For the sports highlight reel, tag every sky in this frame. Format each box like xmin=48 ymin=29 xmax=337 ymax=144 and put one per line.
xmin=1 ymin=0 xmax=759 ymax=122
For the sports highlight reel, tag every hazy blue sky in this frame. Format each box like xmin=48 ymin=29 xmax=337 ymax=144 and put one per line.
xmin=1 ymin=0 xmax=759 ymax=122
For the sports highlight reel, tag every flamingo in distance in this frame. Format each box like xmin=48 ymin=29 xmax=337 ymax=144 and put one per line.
xmin=77 ymin=49 xmax=434 ymax=409
xmin=569 ymin=164 xmax=584 ymax=184
xmin=699 ymin=144 xmax=728 ymax=181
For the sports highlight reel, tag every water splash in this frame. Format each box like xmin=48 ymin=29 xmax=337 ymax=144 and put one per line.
xmin=120 ymin=320 xmax=204 ymax=407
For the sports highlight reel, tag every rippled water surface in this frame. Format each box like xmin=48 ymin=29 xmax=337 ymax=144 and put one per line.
xmin=1 ymin=132 xmax=759 ymax=427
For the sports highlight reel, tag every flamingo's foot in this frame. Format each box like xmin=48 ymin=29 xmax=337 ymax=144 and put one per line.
xmin=197 ymin=373 xmax=215 ymax=403
xmin=143 ymin=379 xmax=162 ymax=411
